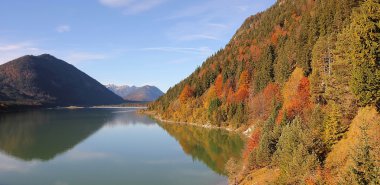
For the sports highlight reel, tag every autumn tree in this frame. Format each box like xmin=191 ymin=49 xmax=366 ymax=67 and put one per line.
xmin=249 ymin=83 xmax=281 ymax=122
xmin=235 ymin=70 xmax=250 ymax=102
xmin=335 ymin=0 xmax=380 ymax=109
xmin=244 ymin=128 xmax=261 ymax=160
xmin=281 ymin=68 xmax=312 ymax=121
xmin=179 ymin=85 xmax=194 ymax=103
xmin=214 ymin=74 xmax=223 ymax=98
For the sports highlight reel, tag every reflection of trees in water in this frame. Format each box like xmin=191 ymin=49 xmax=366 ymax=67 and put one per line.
xmin=0 ymin=109 xmax=113 ymax=161
xmin=159 ymin=122 xmax=245 ymax=175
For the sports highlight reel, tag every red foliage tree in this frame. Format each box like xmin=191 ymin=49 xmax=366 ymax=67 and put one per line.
xmin=297 ymin=77 xmax=311 ymax=108
xmin=250 ymin=83 xmax=281 ymax=122
xmin=249 ymin=41 xmax=262 ymax=62
xmin=227 ymin=87 xmax=235 ymax=104
xmin=243 ymin=128 xmax=261 ymax=159
xmin=234 ymin=70 xmax=250 ymax=102
xmin=284 ymin=77 xmax=311 ymax=121
xmin=179 ymin=85 xmax=194 ymax=103
xmin=214 ymin=74 xmax=223 ymax=98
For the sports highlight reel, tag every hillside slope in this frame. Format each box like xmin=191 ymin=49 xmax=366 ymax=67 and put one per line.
xmin=149 ymin=0 xmax=380 ymax=184
xmin=0 ymin=54 xmax=125 ymax=107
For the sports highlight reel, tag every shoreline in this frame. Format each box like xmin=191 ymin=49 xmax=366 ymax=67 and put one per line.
xmin=141 ymin=110 xmax=244 ymax=134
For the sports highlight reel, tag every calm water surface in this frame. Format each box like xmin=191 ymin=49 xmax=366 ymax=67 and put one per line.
xmin=0 ymin=108 xmax=244 ymax=185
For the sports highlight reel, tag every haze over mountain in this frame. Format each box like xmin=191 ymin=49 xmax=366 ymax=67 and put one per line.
xmin=0 ymin=54 xmax=125 ymax=107
xmin=106 ymin=84 xmax=163 ymax=102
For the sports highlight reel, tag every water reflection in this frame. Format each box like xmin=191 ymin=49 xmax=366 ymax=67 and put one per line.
xmin=107 ymin=109 xmax=156 ymax=126
xmin=0 ymin=109 xmax=242 ymax=185
xmin=158 ymin=122 xmax=245 ymax=175
xmin=0 ymin=108 xmax=152 ymax=161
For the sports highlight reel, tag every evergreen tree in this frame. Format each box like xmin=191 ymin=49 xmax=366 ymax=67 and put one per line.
xmin=255 ymin=45 xmax=276 ymax=93
xmin=254 ymin=110 xmax=278 ymax=167
xmin=274 ymin=117 xmax=318 ymax=184
xmin=310 ymin=36 xmax=334 ymax=105
xmin=336 ymin=0 xmax=380 ymax=109
xmin=350 ymin=125 xmax=380 ymax=185
xmin=323 ymin=102 xmax=345 ymax=150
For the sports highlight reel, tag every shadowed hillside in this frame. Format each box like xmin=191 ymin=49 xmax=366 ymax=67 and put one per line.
xmin=0 ymin=54 xmax=125 ymax=107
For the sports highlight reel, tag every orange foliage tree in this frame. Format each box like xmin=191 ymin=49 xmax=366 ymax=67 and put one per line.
xmin=179 ymin=85 xmax=194 ymax=103
xmin=277 ymin=68 xmax=312 ymax=123
xmin=286 ymin=77 xmax=311 ymax=119
xmin=243 ymin=128 xmax=261 ymax=159
xmin=214 ymin=74 xmax=223 ymax=98
xmin=249 ymin=40 xmax=262 ymax=62
xmin=235 ymin=70 xmax=250 ymax=102
xmin=250 ymin=83 xmax=281 ymax=122
xmin=227 ymin=87 xmax=235 ymax=104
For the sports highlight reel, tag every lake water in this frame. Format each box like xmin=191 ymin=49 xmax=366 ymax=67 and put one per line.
xmin=0 ymin=108 xmax=245 ymax=185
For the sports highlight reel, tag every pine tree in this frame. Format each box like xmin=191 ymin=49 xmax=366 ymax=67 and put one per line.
xmin=254 ymin=110 xmax=278 ymax=167
xmin=323 ymin=102 xmax=345 ymax=150
xmin=336 ymin=0 xmax=380 ymax=109
xmin=255 ymin=45 xmax=275 ymax=93
xmin=350 ymin=125 xmax=380 ymax=185
xmin=310 ymin=36 xmax=334 ymax=105
xmin=274 ymin=117 xmax=318 ymax=184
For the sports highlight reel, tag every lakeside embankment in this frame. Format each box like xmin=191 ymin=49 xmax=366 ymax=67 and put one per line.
xmin=140 ymin=110 xmax=250 ymax=134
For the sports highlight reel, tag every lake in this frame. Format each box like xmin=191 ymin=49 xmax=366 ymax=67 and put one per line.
xmin=0 ymin=108 xmax=245 ymax=185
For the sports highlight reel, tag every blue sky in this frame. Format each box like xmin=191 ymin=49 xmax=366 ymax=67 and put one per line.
xmin=0 ymin=0 xmax=275 ymax=92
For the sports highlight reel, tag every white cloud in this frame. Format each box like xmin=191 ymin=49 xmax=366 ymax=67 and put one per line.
xmin=178 ymin=34 xmax=219 ymax=41
xmin=0 ymin=154 xmax=39 ymax=173
xmin=99 ymin=0 xmax=134 ymax=8
xmin=0 ymin=42 xmax=33 ymax=52
xmin=65 ymin=52 xmax=107 ymax=63
xmin=56 ymin=25 xmax=71 ymax=33
xmin=163 ymin=0 xmax=269 ymax=42
xmin=166 ymin=21 xmax=226 ymax=42
xmin=0 ymin=42 xmax=45 ymax=64
xmin=99 ymin=0 xmax=167 ymax=14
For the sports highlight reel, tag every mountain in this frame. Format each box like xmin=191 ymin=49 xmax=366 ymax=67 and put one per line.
xmin=106 ymin=84 xmax=138 ymax=98
xmin=0 ymin=54 xmax=125 ymax=107
xmin=149 ymin=0 xmax=380 ymax=184
xmin=106 ymin=84 xmax=163 ymax=102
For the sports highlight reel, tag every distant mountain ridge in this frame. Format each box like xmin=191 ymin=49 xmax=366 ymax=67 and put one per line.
xmin=0 ymin=54 xmax=125 ymax=107
xmin=106 ymin=84 xmax=163 ymax=102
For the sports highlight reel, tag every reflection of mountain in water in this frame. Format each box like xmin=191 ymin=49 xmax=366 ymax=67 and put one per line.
xmin=159 ymin=123 xmax=245 ymax=175
xmin=106 ymin=110 xmax=156 ymax=126
xmin=0 ymin=109 xmax=114 ymax=161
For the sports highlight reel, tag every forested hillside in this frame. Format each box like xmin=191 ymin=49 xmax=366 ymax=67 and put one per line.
xmin=149 ymin=0 xmax=380 ymax=184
